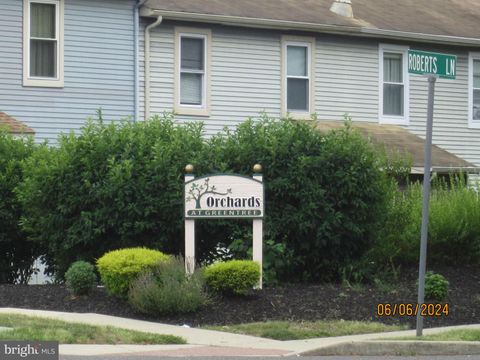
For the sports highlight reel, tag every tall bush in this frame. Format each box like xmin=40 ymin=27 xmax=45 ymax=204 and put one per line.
xmin=204 ymin=116 xmax=392 ymax=281
xmin=0 ymin=129 xmax=40 ymax=283
xmin=18 ymin=113 xmax=206 ymax=277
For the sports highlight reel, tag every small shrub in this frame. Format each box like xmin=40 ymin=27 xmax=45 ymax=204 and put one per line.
xmin=424 ymin=271 xmax=449 ymax=301
xmin=128 ymin=257 xmax=208 ymax=315
xmin=204 ymin=260 xmax=260 ymax=296
xmin=65 ymin=261 xmax=97 ymax=295
xmin=96 ymin=247 xmax=170 ymax=298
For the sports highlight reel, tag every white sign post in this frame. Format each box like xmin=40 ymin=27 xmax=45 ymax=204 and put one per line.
xmin=184 ymin=164 xmax=264 ymax=288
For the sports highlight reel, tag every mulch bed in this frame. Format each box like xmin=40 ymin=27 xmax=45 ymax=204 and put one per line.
xmin=1 ymin=266 xmax=479 ymax=329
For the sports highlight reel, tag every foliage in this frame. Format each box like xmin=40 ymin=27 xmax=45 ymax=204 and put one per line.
xmin=65 ymin=261 xmax=97 ymax=295
xmin=369 ymin=175 xmax=480 ymax=270
xmin=228 ymin=238 xmax=295 ymax=286
xmin=204 ymin=260 xmax=260 ymax=295
xmin=424 ymin=271 xmax=449 ymax=301
xmin=17 ymin=113 xmax=205 ymax=277
xmin=0 ymin=313 xmax=185 ymax=344
xmin=128 ymin=257 xmax=208 ymax=315
xmin=96 ymin=247 xmax=170 ymax=298
xmin=0 ymin=129 xmax=40 ymax=284
xmin=205 ymin=114 xmax=392 ymax=281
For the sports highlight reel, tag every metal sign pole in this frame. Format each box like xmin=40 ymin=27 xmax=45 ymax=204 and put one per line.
xmin=416 ymin=75 xmax=437 ymax=337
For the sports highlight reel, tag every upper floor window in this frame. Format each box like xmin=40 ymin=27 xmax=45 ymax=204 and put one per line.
xmin=281 ymin=36 xmax=315 ymax=118
xmin=379 ymin=44 xmax=409 ymax=124
xmin=175 ymin=27 xmax=211 ymax=116
xmin=23 ymin=0 xmax=64 ymax=87
xmin=469 ymin=53 xmax=480 ymax=128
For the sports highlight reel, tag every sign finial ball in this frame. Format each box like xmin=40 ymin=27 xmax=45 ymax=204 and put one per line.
xmin=185 ymin=164 xmax=194 ymax=173
xmin=253 ymin=164 xmax=262 ymax=173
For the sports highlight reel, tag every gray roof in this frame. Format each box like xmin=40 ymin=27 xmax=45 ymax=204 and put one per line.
xmin=143 ymin=0 xmax=480 ymax=45
xmin=316 ymin=121 xmax=477 ymax=173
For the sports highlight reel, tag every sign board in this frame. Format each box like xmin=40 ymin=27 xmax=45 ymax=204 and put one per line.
xmin=185 ymin=175 xmax=264 ymax=219
xmin=408 ymin=50 xmax=457 ymax=79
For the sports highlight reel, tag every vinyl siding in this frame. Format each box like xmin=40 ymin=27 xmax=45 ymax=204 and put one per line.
xmin=147 ymin=22 xmax=480 ymax=168
xmin=0 ymin=0 xmax=135 ymax=143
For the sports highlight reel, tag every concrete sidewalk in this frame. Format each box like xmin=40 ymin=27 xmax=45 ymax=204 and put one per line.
xmin=2 ymin=308 xmax=480 ymax=356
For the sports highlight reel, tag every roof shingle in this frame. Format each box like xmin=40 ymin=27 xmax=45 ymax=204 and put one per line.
xmin=0 ymin=112 xmax=35 ymax=134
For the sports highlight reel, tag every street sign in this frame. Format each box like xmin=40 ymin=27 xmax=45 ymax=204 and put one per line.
xmin=408 ymin=50 xmax=457 ymax=79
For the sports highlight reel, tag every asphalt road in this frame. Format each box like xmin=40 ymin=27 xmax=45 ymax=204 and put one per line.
xmin=61 ymin=356 xmax=480 ymax=360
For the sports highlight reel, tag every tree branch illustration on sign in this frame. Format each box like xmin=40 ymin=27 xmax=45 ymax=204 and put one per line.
xmin=186 ymin=178 xmax=232 ymax=209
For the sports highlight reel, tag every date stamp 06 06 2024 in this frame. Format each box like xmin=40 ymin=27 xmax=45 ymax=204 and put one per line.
xmin=377 ymin=303 xmax=449 ymax=317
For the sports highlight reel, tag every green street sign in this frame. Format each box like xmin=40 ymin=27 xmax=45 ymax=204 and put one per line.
xmin=408 ymin=50 xmax=457 ymax=79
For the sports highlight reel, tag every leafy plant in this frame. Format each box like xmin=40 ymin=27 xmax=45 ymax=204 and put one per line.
xmin=204 ymin=260 xmax=260 ymax=296
xmin=0 ymin=129 xmax=40 ymax=284
xmin=96 ymin=247 xmax=170 ymax=298
xmin=65 ymin=261 xmax=97 ymax=295
xmin=424 ymin=271 xmax=449 ymax=301
xmin=128 ymin=256 xmax=208 ymax=315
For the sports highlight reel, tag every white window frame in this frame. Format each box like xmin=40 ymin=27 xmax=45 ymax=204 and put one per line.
xmin=281 ymin=36 xmax=315 ymax=119
xmin=379 ymin=44 xmax=409 ymax=125
xmin=468 ymin=52 xmax=480 ymax=129
xmin=23 ymin=0 xmax=64 ymax=87
xmin=174 ymin=27 xmax=211 ymax=117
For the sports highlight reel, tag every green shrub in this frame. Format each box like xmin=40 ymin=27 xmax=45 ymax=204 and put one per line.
xmin=65 ymin=261 xmax=97 ymax=295
xmin=369 ymin=175 xmax=480 ymax=270
xmin=0 ymin=129 xmax=41 ymax=284
xmin=18 ymin=113 xmax=391 ymax=282
xmin=204 ymin=260 xmax=260 ymax=295
xmin=128 ymin=257 xmax=208 ymax=315
xmin=424 ymin=271 xmax=449 ymax=301
xmin=17 ymin=113 xmax=206 ymax=277
xmin=96 ymin=247 xmax=170 ymax=298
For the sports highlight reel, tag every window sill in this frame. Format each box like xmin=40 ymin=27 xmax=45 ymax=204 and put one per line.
xmin=379 ymin=116 xmax=408 ymax=126
xmin=23 ymin=78 xmax=64 ymax=88
xmin=468 ymin=121 xmax=480 ymax=129
xmin=175 ymin=106 xmax=210 ymax=117
xmin=284 ymin=111 xmax=314 ymax=120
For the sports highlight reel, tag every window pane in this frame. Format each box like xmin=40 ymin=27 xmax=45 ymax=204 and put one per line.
xmin=474 ymin=89 xmax=480 ymax=120
xmin=383 ymin=84 xmax=404 ymax=116
xmin=384 ymin=52 xmax=402 ymax=83
xmin=30 ymin=39 xmax=56 ymax=77
xmin=181 ymin=37 xmax=204 ymax=70
xmin=287 ymin=46 xmax=307 ymax=77
xmin=287 ymin=78 xmax=308 ymax=111
xmin=31 ymin=3 xmax=56 ymax=39
xmin=474 ymin=60 xmax=480 ymax=89
xmin=181 ymin=73 xmax=202 ymax=105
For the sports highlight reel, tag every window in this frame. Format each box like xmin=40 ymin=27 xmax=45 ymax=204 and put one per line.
xmin=175 ymin=27 xmax=211 ymax=116
xmin=469 ymin=53 xmax=480 ymax=128
xmin=379 ymin=44 xmax=409 ymax=124
xmin=281 ymin=36 xmax=315 ymax=118
xmin=23 ymin=0 xmax=64 ymax=87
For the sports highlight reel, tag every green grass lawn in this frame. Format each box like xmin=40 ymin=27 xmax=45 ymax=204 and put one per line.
xmin=399 ymin=329 xmax=480 ymax=341
xmin=204 ymin=320 xmax=408 ymax=340
xmin=0 ymin=314 xmax=186 ymax=344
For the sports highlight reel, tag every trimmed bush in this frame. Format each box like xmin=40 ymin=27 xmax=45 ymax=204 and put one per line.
xmin=0 ymin=129 xmax=41 ymax=284
xmin=96 ymin=247 xmax=170 ymax=298
xmin=204 ymin=260 xmax=260 ymax=296
xmin=128 ymin=257 xmax=208 ymax=315
xmin=425 ymin=271 xmax=449 ymax=301
xmin=65 ymin=261 xmax=97 ymax=295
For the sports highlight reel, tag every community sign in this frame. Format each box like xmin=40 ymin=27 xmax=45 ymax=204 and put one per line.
xmin=185 ymin=175 xmax=264 ymax=219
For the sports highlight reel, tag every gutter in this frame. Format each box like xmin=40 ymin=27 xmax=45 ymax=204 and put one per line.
xmin=140 ymin=8 xmax=480 ymax=47
xmin=144 ymin=15 xmax=163 ymax=120
xmin=134 ymin=0 xmax=146 ymax=122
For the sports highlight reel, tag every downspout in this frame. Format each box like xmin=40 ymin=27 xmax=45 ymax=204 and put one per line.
xmin=134 ymin=0 xmax=146 ymax=122
xmin=144 ymin=15 xmax=163 ymax=120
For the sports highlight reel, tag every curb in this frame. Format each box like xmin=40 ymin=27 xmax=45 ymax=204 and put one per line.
xmin=300 ymin=340 xmax=480 ymax=356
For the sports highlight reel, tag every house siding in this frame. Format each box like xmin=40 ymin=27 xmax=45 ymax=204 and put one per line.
xmin=147 ymin=21 xmax=480 ymax=167
xmin=0 ymin=0 xmax=135 ymax=143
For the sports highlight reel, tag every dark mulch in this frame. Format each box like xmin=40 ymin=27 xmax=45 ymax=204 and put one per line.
xmin=1 ymin=266 xmax=479 ymax=329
